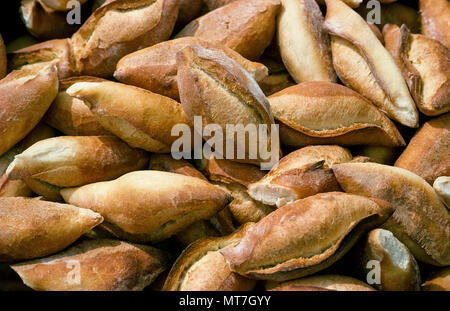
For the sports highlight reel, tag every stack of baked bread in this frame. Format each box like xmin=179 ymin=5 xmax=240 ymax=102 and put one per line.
xmin=0 ymin=0 xmax=449 ymax=291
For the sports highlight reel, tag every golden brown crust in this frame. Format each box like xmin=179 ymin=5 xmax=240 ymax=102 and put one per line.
xmin=360 ymin=229 xmax=421 ymax=291
xmin=20 ymin=0 xmax=80 ymax=40
xmin=44 ymin=76 xmax=111 ymax=136
xmin=149 ymin=154 xmax=207 ymax=181
xmin=248 ymin=146 xmax=352 ymax=207
xmin=70 ymin=0 xmax=179 ymax=77
xmin=324 ymin=0 xmax=418 ymax=128
xmin=114 ymin=37 xmax=268 ymax=100
xmin=266 ymin=274 xmax=375 ymax=291
xmin=0 ymin=63 xmax=59 ymax=156
xmin=61 ymin=170 xmax=233 ymax=243
xmin=420 ymin=0 xmax=450 ymax=50
xmin=203 ymin=0 xmax=237 ymax=12
xmin=176 ymin=44 xmax=276 ymax=165
xmin=384 ymin=24 xmax=450 ymax=116
xmin=422 ymin=267 xmax=450 ymax=291
xmin=395 ymin=113 xmax=450 ymax=185
xmin=175 ymin=0 xmax=281 ymax=60
xmin=221 ymin=192 xmax=393 ymax=281
xmin=0 ymin=197 xmax=103 ymax=262
xmin=11 ymin=239 xmax=170 ymax=291
xmin=163 ymin=223 xmax=257 ymax=291
xmin=66 ymin=81 xmax=189 ymax=153
xmin=269 ymin=82 xmax=405 ymax=147
xmin=277 ymin=0 xmax=336 ymax=83
xmin=333 ymin=162 xmax=450 ymax=266
xmin=8 ymin=39 xmax=75 ymax=79
xmin=6 ymin=136 xmax=149 ymax=188
xmin=0 ymin=34 xmax=6 ymax=79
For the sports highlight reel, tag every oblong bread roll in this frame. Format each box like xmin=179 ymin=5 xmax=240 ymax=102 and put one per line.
xmin=0 ymin=197 xmax=103 ymax=262
xmin=114 ymin=37 xmax=268 ymax=100
xmin=266 ymin=274 xmax=375 ymax=291
xmin=277 ymin=0 xmax=336 ymax=83
xmin=220 ymin=192 xmax=393 ymax=281
xmin=333 ymin=162 xmax=450 ymax=266
xmin=61 ymin=170 xmax=233 ymax=243
xmin=269 ymin=81 xmax=405 ymax=147
xmin=11 ymin=239 xmax=170 ymax=291
xmin=0 ymin=63 xmax=58 ymax=156
xmin=323 ymin=0 xmax=418 ymax=127
xmin=66 ymin=81 xmax=189 ymax=153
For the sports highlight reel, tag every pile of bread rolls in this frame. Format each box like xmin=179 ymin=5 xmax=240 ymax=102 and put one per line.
xmin=0 ymin=0 xmax=449 ymax=291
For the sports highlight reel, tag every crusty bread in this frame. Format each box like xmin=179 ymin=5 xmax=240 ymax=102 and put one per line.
xmin=61 ymin=170 xmax=233 ymax=243
xmin=114 ymin=37 xmax=268 ymax=100
xmin=66 ymin=81 xmax=189 ymax=153
xmin=422 ymin=267 xmax=450 ymax=291
xmin=433 ymin=177 xmax=450 ymax=208
xmin=384 ymin=24 xmax=450 ymax=116
xmin=248 ymin=146 xmax=352 ymax=207
xmin=420 ymin=0 xmax=450 ymax=50
xmin=277 ymin=0 xmax=335 ymax=83
xmin=163 ymin=223 xmax=257 ymax=291
xmin=356 ymin=3 xmax=419 ymax=33
xmin=0 ymin=197 xmax=103 ymax=262
xmin=175 ymin=0 xmax=281 ymax=60
xmin=176 ymin=44 xmax=276 ymax=165
xmin=333 ymin=162 xmax=450 ymax=266
xmin=70 ymin=0 xmax=179 ymax=77
xmin=11 ymin=239 xmax=170 ymax=291
xmin=44 ymin=76 xmax=111 ymax=136
xmin=324 ymin=0 xmax=418 ymax=128
xmin=268 ymin=82 xmax=405 ymax=147
xmin=360 ymin=228 xmax=421 ymax=291
xmin=6 ymin=136 xmax=149 ymax=188
xmin=221 ymin=192 xmax=393 ymax=281
xmin=266 ymin=274 xmax=375 ymax=291
xmin=0 ymin=34 xmax=6 ymax=79
xmin=38 ymin=0 xmax=89 ymax=11
xmin=395 ymin=113 xmax=450 ymax=185
xmin=20 ymin=0 xmax=80 ymax=40
xmin=0 ymin=63 xmax=59 ymax=156
xmin=8 ymin=39 xmax=75 ymax=79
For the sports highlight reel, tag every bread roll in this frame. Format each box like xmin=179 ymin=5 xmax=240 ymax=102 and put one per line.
xmin=11 ymin=239 xmax=170 ymax=291
xmin=6 ymin=136 xmax=149 ymax=188
xmin=333 ymin=162 xmax=450 ymax=266
xmin=175 ymin=0 xmax=281 ymax=60
xmin=277 ymin=0 xmax=335 ymax=83
xmin=8 ymin=39 xmax=75 ymax=79
xmin=221 ymin=192 xmax=393 ymax=281
xmin=266 ymin=274 xmax=375 ymax=291
xmin=0 ymin=197 xmax=103 ymax=262
xmin=0 ymin=34 xmax=6 ymax=79
xmin=0 ymin=63 xmax=59 ymax=156
xmin=359 ymin=228 xmax=421 ymax=291
xmin=422 ymin=267 xmax=450 ymax=291
xmin=249 ymin=146 xmax=352 ymax=207
xmin=66 ymin=81 xmax=189 ymax=153
xmin=269 ymin=82 xmax=405 ymax=147
xmin=323 ymin=0 xmax=418 ymax=128
xmin=434 ymin=177 xmax=450 ymax=208
xmin=44 ymin=76 xmax=110 ymax=136
xmin=20 ymin=0 xmax=81 ymax=40
xmin=395 ymin=113 xmax=450 ymax=185
xmin=198 ymin=157 xmax=274 ymax=224
xmin=115 ymin=37 xmax=268 ymax=100
xmin=384 ymin=24 xmax=450 ymax=116
xmin=38 ymin=0 xmax=89 ymax=11
xmin=176 ymin=44 xmax=276 ymax=165
xmin=70 ymin=0 xmax=179 ymax=77
xmin=420 ymin=0 xmax=450 ymax=50
xmin=61 ymin=170 xmax=233 ymax=243
xmin=164 ymin=223 xmax=257 ymax=291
